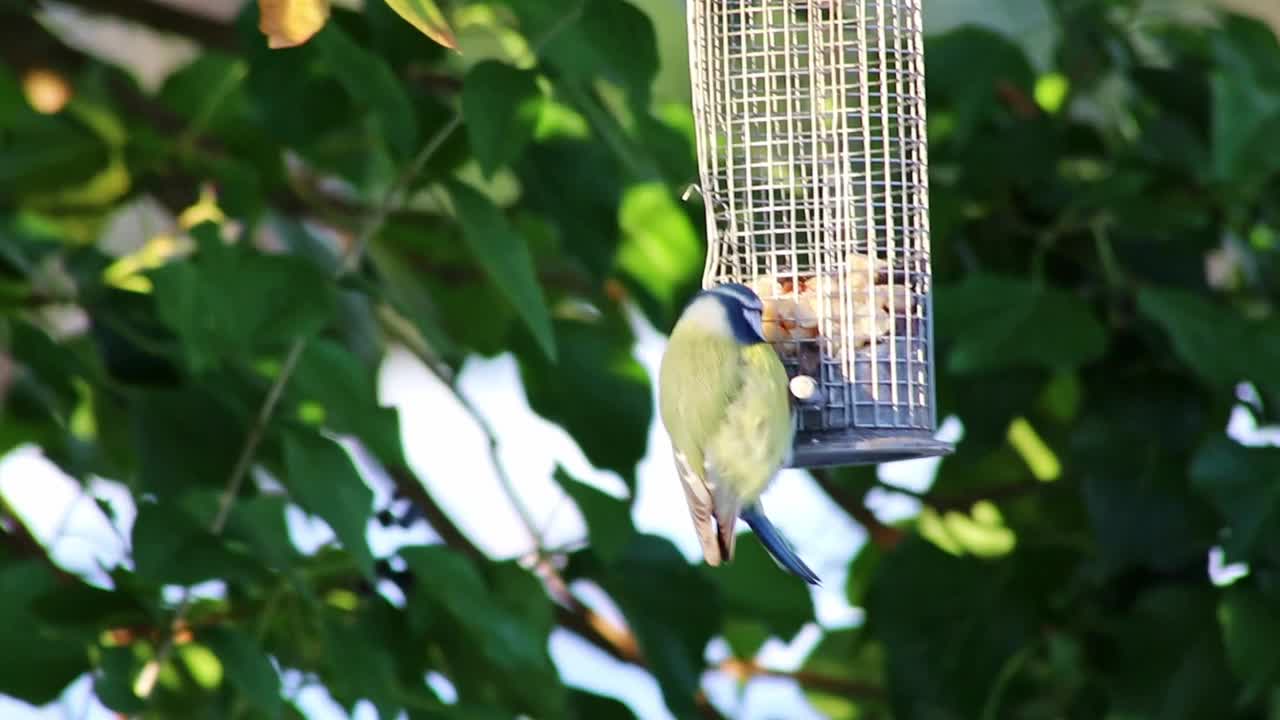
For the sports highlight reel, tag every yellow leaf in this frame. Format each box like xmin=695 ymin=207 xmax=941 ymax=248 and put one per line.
xmin=178 ymin=185 xmax=226 ymax=230
xmin=384 ymin=0 xmax=459 ymax=51
xmin=258 ymin=0 xmax=331 ymax=49
xmin=103 ymin=233 xmax=195 ymax=294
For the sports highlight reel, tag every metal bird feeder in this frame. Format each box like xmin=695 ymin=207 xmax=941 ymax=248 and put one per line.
xmin=686 ymin=0 xmax=952 ymax=467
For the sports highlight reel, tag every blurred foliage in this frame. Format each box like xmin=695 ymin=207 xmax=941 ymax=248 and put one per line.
xmin=2 ymin=0 xmax=1280 ymax=719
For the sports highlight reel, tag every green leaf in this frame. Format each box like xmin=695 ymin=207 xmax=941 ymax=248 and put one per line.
xmin=570 ymin=689 xmax=638 ymax=720
xmin=447 ymin=180 xmax=556 ymax=360
xmin=517 ymin=139 xmax=624 ymax=279
xmin=1210 ymin=70 xmax=1280 ymax=185
xmin=132 ymin=498 xmax=264 ymax=586
xmin=93 ymin=646 xmax=145 ymax=714
xmin=935 ymin=274 xmax=1106 ymax=373
xmin=282 ymin=430 xmax=377 ymax=578
xmin=554 ymin=466 xmax=633 ymax=563
xmin=158 ymin=53 xmax=251 ymax=128
xmin=1210 ymin=16 xmax=1280 ymax=186
xmin=0 ymin=112 xmax=110 ymax=198
xmin=504 ymin=0 xmax=659 ymax=105
xmin=0 ymin=63 xmax=24 ymax=124
xmin=924 ymin=28 xmax=1037 ymax=144
xmin=313 ymin=22 xmax=419 ymax=158
xmin=518 ymin=308 xmax=650 ymax=487
xmin=1071 ymin=378 xmax=1215 ymax=573
xmin=709 ymin=539 xmax=814 ymax=642
xmin=402 ymin=546 xmax=566 ymax=718
xmin=223 ymin=495 xmax=300 ymax=571
xmin=866 ymin=537 xmax=1037 ymax=718
xmin=924 ymin=0 xmax=1056 ymax=72
xmin=615 ymin=181 xmax=702 ymax=329
xmin=151 ymin=223 xmax=337 ymax=373
xmin=364 ymin=222 xmax=461 ymax=362
xmin=1220 ymin=586 xmax=1280 ymax=705
xmin=32 ymin=582 xmax=148 ymax=631
xmin=320 ymin=607 xmax=405 ymax=719
xmin=237 ymin=11 xmax=367 ymax=178
xmin=800 ymin=629 xmax=886 ymax=719
xmin=485 ymin=560 xmax=556 ymax=638
xmin=292 ymin=339 xmax=407 ymax=466
xmin=0 ymin=562 xmax=91 ymax=705
xmin=383 ymin=0 xmax=458 ymax=50
xmin=721 ymin=619 xmax=770 ymax=661
xmin=596 ymin=535 xmax=720 ymax=720
xmin=1190 ymin=437 xmax=1280 ymax=565
xmin=462 ymin=61 xmax=544 ymax=177
xmin=203 ymin=627 xmax=282 ymax=718
xmin=1138 ymin=287 xmax=1280 ymax=391
xmin=1105 ymin=587 xmax=1235 ymax=720
xmin=132 ymin=387 xmax=245 ymax=496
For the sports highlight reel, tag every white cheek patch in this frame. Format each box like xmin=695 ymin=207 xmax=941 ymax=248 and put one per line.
xmin=743 ymin=309 xmax=765 ymax=340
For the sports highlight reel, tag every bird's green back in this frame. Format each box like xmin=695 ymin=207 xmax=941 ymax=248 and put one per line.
xmin=658 ymin=326 xmax=793 ymax=502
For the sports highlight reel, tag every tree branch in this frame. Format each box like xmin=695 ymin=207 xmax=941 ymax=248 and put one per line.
xmin=811 ymin=469 xmax=906 ymax=550
xmin=384 ymin=463 xmax=485 ymax=560
xmin=926 ymin=481 xmax=1045 ymax=513
xmin=719 ymin=659 xmax=886 ymax=702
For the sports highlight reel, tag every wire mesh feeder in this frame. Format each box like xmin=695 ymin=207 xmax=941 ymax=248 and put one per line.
xmin=686 ymin=0 xmax=953 ymax=467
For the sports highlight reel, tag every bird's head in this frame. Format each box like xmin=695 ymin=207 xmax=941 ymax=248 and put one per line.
xmin=675 ymin=282 xmax=767 ymax=345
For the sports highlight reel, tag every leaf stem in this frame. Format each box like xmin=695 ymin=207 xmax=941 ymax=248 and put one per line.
xmin=211 ymin=338 xmax=306 ymax=534
xmin=342 ymin=113 xmax=463 ymax=276
xmin=980 ymin=642 xmax=1036 ymax=720
xmin=1091 ymin=218 xmax=1125 ymax=289
xmin=458 ymin=389 xmax=548 ymax=551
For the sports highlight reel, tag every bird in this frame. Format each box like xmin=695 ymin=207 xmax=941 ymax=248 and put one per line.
xmin=657 ymin=282 xmax=821 ymax=585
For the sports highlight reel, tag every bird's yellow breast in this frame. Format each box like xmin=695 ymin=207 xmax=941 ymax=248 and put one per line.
xmin=707 ymin=342 xmax=793 ymax=500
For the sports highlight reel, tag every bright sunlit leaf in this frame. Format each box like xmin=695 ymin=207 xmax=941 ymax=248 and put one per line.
xmin=384 ymin=0 xmax=458 ymax=51
xmin=616 ymin=181 xmax=701 ymax=321
xmin=919 ymin=502 xmax=1018 ymax=558
xmin=69 ymin=378 xmax=95 ymax=440
xmin=1007 ymin=417 xmax=1061 ymax=481
xmin=326 ymin=588 xmax=360 ymax=611
xmin=178 ymin=185 xmax=227 ymax=230
xmin=102 ymin=234 xmax=194 ymax=294
xmin=1034 ymin=72 xmax=1069 ymax=113
xmin=177 ymin=643 xmax=224 ymax=690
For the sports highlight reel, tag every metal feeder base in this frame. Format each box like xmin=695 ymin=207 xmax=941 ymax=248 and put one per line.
xmin=788 ymin=428 xmax=954 ymax=468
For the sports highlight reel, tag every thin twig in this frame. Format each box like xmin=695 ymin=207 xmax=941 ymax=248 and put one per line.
xmin=212 ymin=339 xmax=307 ymax=534
xmin=341 ymin=114 xmax=463 ymax=276
xmin=464 ymin=393 xmax=547 ymax=550
xmin=811 ymin=469 xmax=906 ymax=550
xmin=718 ymin=658 xmax=886 ymax=701
xmin=926 ymin=480 xmax=1046 ymax=513
xmin=871 ymin=478 xmax=927 ymax=501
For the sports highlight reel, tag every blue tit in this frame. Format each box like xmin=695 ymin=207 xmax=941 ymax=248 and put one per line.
xmin=657 ymin=283 xmax=820 ymax=585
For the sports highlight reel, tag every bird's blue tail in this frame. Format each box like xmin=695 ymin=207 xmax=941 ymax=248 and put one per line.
xmin=740 ymin=505 xmax=821 ymax=586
